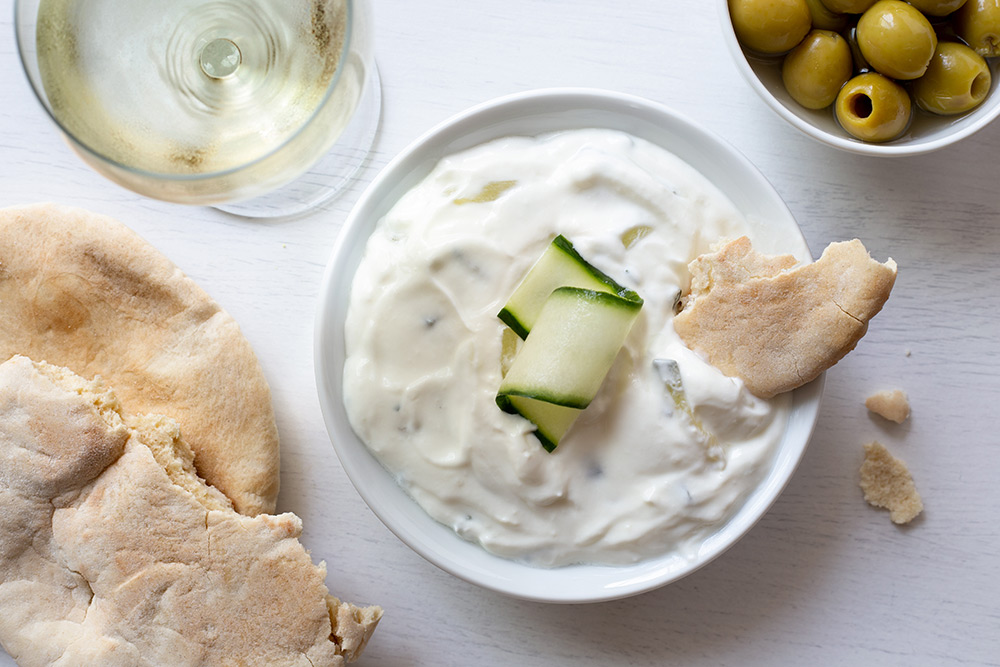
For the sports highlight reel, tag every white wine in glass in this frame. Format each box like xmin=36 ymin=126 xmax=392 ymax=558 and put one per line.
xmin=16 ymin=0 xmax=380 ymax=217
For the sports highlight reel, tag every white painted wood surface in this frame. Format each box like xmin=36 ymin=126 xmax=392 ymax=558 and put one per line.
xmin=1 ymin=1 xmax=999 ymax=665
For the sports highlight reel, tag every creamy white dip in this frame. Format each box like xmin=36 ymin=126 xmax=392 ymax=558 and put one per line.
xmin=343 ymin=129 xmax=796 ymax=567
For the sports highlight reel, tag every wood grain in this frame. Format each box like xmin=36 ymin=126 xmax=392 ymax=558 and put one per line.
xmin=1 ymin=0 xmax=998 ymax=665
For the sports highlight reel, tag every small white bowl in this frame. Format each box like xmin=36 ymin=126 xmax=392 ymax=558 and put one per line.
xmin=315 ymin=88 xmax=824 ymax=603
xmin=719 ymin=0 xmax=1000 ymax=157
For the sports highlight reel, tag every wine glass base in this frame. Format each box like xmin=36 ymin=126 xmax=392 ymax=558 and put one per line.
xmin=215 ymin=62 xmax=382 ymax=219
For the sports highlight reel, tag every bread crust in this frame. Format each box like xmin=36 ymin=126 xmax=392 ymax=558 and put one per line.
xmin=0 ymin=203 xmax=279 ymax=515
xmin=0 ymin=356 xmax=381 ymax=666
xmin=673 ymin=237 xmax=897 ymax=398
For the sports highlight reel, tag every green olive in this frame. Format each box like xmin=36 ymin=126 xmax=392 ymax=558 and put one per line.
xmin=907 ymin=0 xmax=969 ymax=15
xmin=857 ymin=0 xmax=938 ymax=79
xmin=782 ymin=30 xmax=854 ymax=108
xmin=912 ymin=41 xmax=992 ymax=113
xmin=953 ymin=0 xmax=1000 ymax=57
xmin=819 ymin=0 xmax=877 ymax=12
xmin=835 ymin=72 xmax=912 ymax=141
xmin=804 ymin=0 xmax=850 ymax=29
xmin=729 ymin=0 xmax=812 ymax=54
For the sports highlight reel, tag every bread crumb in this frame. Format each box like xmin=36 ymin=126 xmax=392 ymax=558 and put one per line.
xmin=866 ymin=389 xmax=910 ymax=423
xmin=859 ymin=441 xmax=922 ymax=524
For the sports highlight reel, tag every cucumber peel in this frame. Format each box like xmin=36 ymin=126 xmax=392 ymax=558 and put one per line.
xmin=495 ymin=394 xmax=580 ymax=453
xmin=499 ymin=287 xmax=642 ymax=408
xmin=498 ymin=235 xmax=641 ymax=339
xmin=498 ymin=279 xmax=642 ymax=451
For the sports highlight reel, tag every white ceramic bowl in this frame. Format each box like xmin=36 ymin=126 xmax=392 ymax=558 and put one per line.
xmin=315 ymin=88 xmax=824 ymax=603
xmin=719 ymin=1 xmax=1000 ymax=157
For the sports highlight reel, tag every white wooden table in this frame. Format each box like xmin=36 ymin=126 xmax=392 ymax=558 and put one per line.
xmin=2 ymin=1 xmax=999 ymax=665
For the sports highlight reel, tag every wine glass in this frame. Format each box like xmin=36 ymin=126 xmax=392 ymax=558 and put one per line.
xmin=14 ymin=0 xmax=380 ymax=218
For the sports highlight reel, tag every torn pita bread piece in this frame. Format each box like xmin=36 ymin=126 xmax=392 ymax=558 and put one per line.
xmin=0 ymin=203 xmax=278 ymax=515
xmin=0 ymin=355 xmax=381 ymax=667
xmin=866 ymin=389 xmax=910 ymax=423
xmin=859 ymin=441 xmax=923 ymax=524
xmin=673 ymin=236 xmax=897 ymax=398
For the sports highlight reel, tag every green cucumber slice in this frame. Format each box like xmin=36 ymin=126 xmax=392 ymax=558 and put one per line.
xmin=495 ymin=395 xmax=579 ymax=453
xmin=498 ymin=235 xmax=641 ymax=339
xmin=497 ymin=286 xmax=642 ymax=450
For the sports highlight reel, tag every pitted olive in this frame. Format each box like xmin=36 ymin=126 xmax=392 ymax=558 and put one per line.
xmin=835 ymin=72 xmax=912 ymax=141
xmin=912 ymin=41 xmax=992 ymax=114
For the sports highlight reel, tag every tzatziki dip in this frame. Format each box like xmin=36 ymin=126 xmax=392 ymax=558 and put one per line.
xmin=343 ymin=129 xmax=803 ymax=567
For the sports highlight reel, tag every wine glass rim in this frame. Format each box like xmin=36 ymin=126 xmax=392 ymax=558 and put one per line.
xmin=13 ymin=0 xmax=361 ymax=183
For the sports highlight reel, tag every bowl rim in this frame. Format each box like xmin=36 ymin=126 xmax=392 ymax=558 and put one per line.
xmin=717 ymin=0 xmax=1000 ymax=157
xmin=314 ymin=87 xmax=824 ymax=603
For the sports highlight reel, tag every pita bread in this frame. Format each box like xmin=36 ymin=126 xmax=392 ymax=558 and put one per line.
xmin=673 ymin=237 xmax=897 ymax=398
xmin=0 ymin=356 xmax=381 ymax=666
xmin=859 ymin=441 xmax=922 ymax=524
xmin=0 ymin=203 xmax=278 ymax=515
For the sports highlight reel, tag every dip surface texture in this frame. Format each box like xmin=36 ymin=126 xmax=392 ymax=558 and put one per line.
xmin=344 ymin=129 xmax=800 ymax=567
